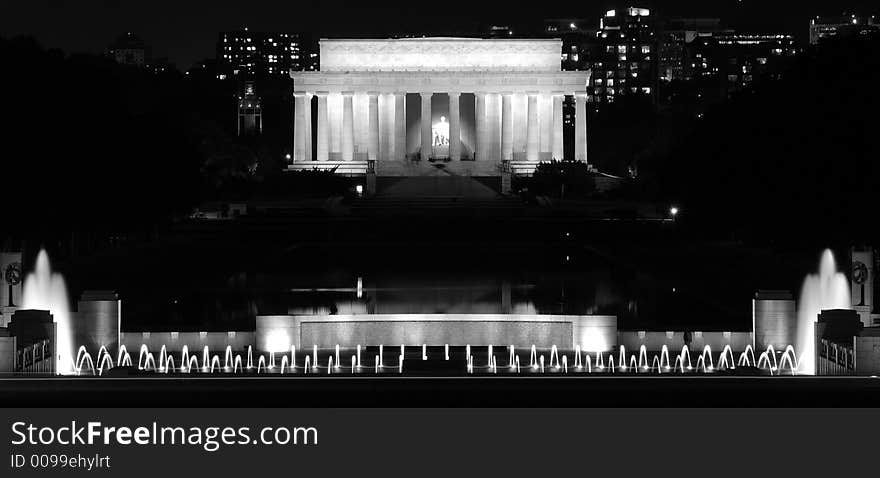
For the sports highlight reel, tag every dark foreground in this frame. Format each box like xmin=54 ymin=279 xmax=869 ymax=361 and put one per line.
xmin=2 ymin=376 xmax=878 ymax=407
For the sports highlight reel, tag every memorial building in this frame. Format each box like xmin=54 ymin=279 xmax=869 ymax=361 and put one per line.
xmin=289 ymin=38 xmax=591 ymax=177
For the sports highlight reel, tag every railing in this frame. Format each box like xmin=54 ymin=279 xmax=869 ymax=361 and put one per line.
xmin=15 ymin=339 xmax=54 ymax=374
xmin=286 ymin=161 xmax=369 ymax=176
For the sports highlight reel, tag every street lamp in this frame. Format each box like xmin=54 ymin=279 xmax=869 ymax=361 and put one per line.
xmin=284 ymin=153 xmax=292 ymax=161
xmin=670 ymin=206 xmax=679 ymax=219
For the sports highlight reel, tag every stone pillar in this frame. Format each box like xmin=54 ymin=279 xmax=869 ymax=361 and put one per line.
xmin=420 ymin=92 xmax=433 ymax=160
xmin=303 ymin=93 xmax=313 ymax=162
xmin=449 ymin=92 xmax=461 ymax=160
xmin=316 ymin=93 xmax=330 ymax=161
xmin=501 ymin=93 xmax=513 ymax=161
xmin=526 ymin=93 xmax=539 ymax=162
xmin=552 ymin=93 xmax=564 ymax=161
xmin=394 ymin=92 xmax=406 ymax=160
xmin=342 ymin=92 xmax=354 ymax=161
xmin=367 ymin=92 xmax=379 ymax=161
xmin=540 ymin=94 xmax=552 ymax=159
xmin=475 ymin=92 xmax=486 ymax=160
xmin=487 ymin=94 xmax=501 ymax=162
xmin=293 ymin=92 xmax=306 ymax=162
xmin=574 ymin=92 xmax=588 ymax=163
xmin=378 ymin=94 xmax=390 ymax=160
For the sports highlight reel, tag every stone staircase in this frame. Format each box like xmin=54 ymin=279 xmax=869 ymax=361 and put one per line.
xmin=375 ymin=160 xmax=502 ymax=177
xmin=354 ymin=173 xmax=521 ymax=217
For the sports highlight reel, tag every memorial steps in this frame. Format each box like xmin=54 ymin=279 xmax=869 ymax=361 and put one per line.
xmin=352 ymin=173 xmax=521 ymax=217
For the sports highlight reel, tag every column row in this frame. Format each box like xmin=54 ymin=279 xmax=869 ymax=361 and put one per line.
xmin=293 ymin=91 xmax=588 ymax=164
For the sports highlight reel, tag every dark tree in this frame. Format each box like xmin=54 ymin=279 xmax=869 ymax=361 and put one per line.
xmin=660 ymin=35 xmax=880 ymax=246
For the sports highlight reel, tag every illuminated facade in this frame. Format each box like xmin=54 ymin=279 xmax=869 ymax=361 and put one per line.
xmin=658 ymin=18 xmax=731 ymax=82
xmin=688 ymin=33 xmax=797 ymax=99
xmin=593 ymin=7 xmax=658 ymax=103
xmin=810 ymin=15 xmax=879 ymax=45
xmin=290 ymin=38 xmax=591 ymax=173
xmin=106 ymin=32 xmax=147 ymax=67
xmin=218 ymin=29 xmax=317 ymax=80
xmin=237 ymin=81 xmax=262 ymax=136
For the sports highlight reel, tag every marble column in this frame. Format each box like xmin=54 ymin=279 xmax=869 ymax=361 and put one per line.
xmin=488 ymin=94 xmax=501 ymax=161
xmin=293 ymin=92 xmax=306 ymax=162
xmin=540 ymin=94 xmax=552 ymax=159
xmin=342 ymin=91 xmax=354 ymax=162
xmin=552 ymin=93 xmax=564 ymax=161
xmin=420 ymin=92 xmax=433 ymax=160
xmin=475 ymin=93 xmax=486 ymax=160
xmin=526 ymin=93 xmax=539 ymax=162
xmin=316 ymin=92 xmax=329 ymax=162
xmin=378 ymin=94 xmax=391 ymax=160
xmin=303 ymin=93 xmax=313 ymax=162
xmin=575 ymin=92 xmax=588 ymax=163
xmin=449 ymin=92 xmax=461 ymax=161
xmin=368 ymin=92 xmax=379 ymax=161
xmin=394 ymin=92 xmax=406 ymax=160
xmin=501 ymin=93 xmax=513 ymax=161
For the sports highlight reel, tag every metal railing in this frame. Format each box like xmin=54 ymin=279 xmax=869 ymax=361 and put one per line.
xmin=15 ymin=339 xmax=54 ymax=374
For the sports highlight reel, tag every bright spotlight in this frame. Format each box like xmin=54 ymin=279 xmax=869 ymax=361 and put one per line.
xmin=355 ymin=184 xmax=364 ymax=196
xmin=670 ymin=206 xmax=679 ymax=217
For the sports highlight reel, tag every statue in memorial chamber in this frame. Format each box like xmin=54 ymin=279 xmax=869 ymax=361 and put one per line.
xmin=433 ymin=116 xmax=449 ymax=146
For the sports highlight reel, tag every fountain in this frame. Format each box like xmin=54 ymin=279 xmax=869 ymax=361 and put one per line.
xmin=797 ymin=249 xmax=851 ymax=375
xmin=65 ymin=341 xmax=801 ymax=376
xmin=21 ymin=249 xmax=73 ymax=374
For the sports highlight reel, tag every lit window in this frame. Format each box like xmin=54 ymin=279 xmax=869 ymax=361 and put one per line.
xmin=641 ymin=45 xmax=650 ymax=54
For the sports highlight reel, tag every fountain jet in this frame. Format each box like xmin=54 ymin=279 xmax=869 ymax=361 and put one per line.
xmin=797 ymin=249 xmax=850 ymax=375
xmin=22 ymin=249 xmax=73 ymax=374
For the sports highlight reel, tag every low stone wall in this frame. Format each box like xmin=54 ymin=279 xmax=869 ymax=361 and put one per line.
xmin=0 ymin=336 xmax=15 ymax=372
xmin=617 ymin=331 xmax=753 ymax=353
xmin=120 ymin=331 xmax=255 ymax=353
xmin=256 ymin=314 xmax=618 ymax=353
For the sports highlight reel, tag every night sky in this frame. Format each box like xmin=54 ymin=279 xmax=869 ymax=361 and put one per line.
xmin=2 ymin=0 xmax=877 ymax=69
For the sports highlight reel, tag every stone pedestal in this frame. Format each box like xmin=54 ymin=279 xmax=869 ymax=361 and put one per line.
xmin=0 ymin=330 xmax=14 ymax=372
xmin=74 ymin=291 xmax=121 ymax=357
xmin=752 ymin=290 xmax=796 ymax=351
xmin=0 ymin=306 xmax=19 ymax=328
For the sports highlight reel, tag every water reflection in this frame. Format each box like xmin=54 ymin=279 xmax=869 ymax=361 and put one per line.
xmin=110 ymin=247 xmax=743 ymax=333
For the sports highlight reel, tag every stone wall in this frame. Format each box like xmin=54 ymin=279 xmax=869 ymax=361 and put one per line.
xmin=120 ymin=331 xmax=255 ymax=354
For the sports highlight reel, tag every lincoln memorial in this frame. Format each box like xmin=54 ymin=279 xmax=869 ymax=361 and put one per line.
xmin=290 ymin=38 xmax=591 ymax=177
